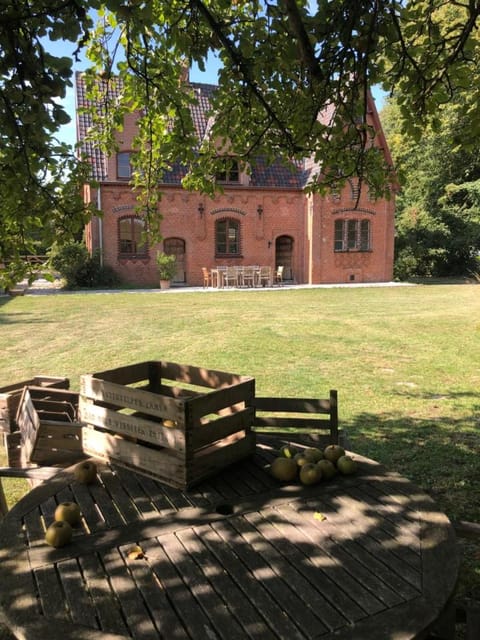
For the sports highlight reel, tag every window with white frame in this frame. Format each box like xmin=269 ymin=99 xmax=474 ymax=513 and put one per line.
xmin=334 ymin=219 xmax=371 ymax=252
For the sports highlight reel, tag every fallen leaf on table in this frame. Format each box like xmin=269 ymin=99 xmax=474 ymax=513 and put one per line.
xmin=314 ymin=512 xmax=327 ymax=521
xmin=127 ymin=545 xmax=145 ymax=560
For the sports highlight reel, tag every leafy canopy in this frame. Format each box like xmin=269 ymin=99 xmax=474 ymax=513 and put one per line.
xmin=2 ymin=0 xmax=480 ymax=285
xmin=382 ymin=95 xmax=480 ymax=278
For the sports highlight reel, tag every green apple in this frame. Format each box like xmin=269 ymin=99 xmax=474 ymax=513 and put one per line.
xmin=54 ymin=502 xmax=81 ymax=526
xmin=45 ymin=521 xmax=73 ymax=548
xmin=303 ymin=447 xmax=323 ymax=463
xmin=317 ymin=458 xmax=338 ymax=480
xmin=74 ymin=460 xmax=97 ymax=484
xmin=323 ymin=444 xmax=346 ymax=464
xmin=299 ymin=463 xmax=322 ymax=485
xmin=293 ymin=452 xmax=309 ymax=467
xmin=270 ymin=457 xmax=298 ymax=482
xmin=336 ymin=455 xmax=358 ymax=475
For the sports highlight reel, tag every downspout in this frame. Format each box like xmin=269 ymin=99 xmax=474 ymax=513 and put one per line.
xmin=97 ymin=188 xmax=103 ymax=267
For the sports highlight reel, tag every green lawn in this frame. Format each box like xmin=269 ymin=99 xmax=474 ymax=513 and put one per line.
xmin=1 ymin=283 xmax=479 ymax=598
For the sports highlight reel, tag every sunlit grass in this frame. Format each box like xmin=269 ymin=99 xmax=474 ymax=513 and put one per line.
xmin=1 ymin=283 xmax=479 ymax=595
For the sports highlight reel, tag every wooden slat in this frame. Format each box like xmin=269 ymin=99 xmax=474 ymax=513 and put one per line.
xmin=191 ymin=407 xmax=254 ymax=449
xmin=88 ymin=361 xmax=150 ymax=386
xmin=161 ymin=528 xmax=246 ymax=639
xmin=35 ymin=565 xmax=71 ymax=621
xmin=79 ymin=401 xmax=185 ymax=451
xmin=58 ymin=557 xmax=99 ymax=627
xmin=239 ymin=511 xmax=329 ymax=636
xmin=79 ymin=552 xmax=130 ymax=636
xmin=211 ymin=518 xmax=306 ymax=640
xmin=117 ymin=542 xmax=190 ymax=640
xmin=102 ymin=547 xmax=159 ymax=640
xmin=188 ymin=378 xmax=254 ymax=423
xmin=144 ymin=536 xmax=220 ymax=637
xmin=81 ymin=376 xmax=184 ymax=421
xmin=160 ymin=360 xmax=252 ymax=389
xmin=252 ymin=390 xmax=339 ymax=443
xmin=244 ymin=507 xmax=355 ymax=630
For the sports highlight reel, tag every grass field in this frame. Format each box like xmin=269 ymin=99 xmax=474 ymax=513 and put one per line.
xmin=1 ymin=282 xmax=479 ymax=601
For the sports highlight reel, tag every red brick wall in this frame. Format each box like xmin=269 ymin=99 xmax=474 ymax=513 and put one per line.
xmin=88 ymin=178 xmax=394 ymax=287
xmin=94 ymin=185 xmax=308 ymax=287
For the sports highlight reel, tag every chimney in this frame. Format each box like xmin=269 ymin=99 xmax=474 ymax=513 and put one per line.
xmin=179 ymin=59 xmax=190 ymax=85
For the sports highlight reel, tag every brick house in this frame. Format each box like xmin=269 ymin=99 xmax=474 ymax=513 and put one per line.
xmin=76 ymin=72 xmax=395 ymax=287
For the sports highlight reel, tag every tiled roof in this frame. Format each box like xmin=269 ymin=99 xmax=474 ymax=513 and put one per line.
xmin=75 ymin=72 xmax=311 ymax=189
xmin=75 ymin=73 xmax=125 ymax=181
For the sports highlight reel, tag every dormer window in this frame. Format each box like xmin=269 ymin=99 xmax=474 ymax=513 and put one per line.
xmin=117 ymin=152 xmax=132 ymax=179
xmin=216 ymin=158 xmax=239 ymax=183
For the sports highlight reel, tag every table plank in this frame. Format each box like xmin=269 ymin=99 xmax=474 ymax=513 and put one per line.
xmin=80 ymin=552 xmax=130 ymax=636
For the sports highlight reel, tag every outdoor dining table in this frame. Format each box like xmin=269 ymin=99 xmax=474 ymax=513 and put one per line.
xmin=0 ymin=435 xmax=458 ymax=640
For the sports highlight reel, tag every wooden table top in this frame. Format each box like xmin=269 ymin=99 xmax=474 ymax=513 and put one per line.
xmin=0 ymin=436 xmax=459 ymax=640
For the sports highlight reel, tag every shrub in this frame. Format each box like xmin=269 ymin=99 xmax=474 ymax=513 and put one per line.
xmin=49 ymin=242 xmax=119 ymax=289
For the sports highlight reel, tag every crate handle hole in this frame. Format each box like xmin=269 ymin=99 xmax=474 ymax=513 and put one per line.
xmin=215 ymin=503 xmax=234 ymax=516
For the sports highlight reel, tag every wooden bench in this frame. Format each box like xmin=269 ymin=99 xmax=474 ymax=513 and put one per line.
xmin=252 ymin=389 xmax=343 ymax=447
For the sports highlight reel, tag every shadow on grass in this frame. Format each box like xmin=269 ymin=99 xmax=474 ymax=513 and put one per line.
xmin=346 ymin=411 xmax=480 ymax=521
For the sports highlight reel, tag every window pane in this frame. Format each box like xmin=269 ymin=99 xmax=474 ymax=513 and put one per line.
xmin=216 ymin=220 xmax=227 ymax=253
xmin=347 ymin=219 xmax=357 ymax=249
xmin=117 ymin=152 xmax=131 ymax=179
xmin=227 ymin=220 xmax=239 ymax=253
xmin=334 ymin=220 xmax=344 ymax=251
xmin=360 ymin=220 xmax=370 ymax=250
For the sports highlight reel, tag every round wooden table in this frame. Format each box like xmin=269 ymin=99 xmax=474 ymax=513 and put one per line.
xmin=0 ymin=437 xmax=459 ymax=640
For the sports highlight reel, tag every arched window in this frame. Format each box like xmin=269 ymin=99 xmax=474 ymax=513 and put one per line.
xmin=334 ymin=219 xmax=371 ymax=252
xmin=118 ymin=216 xmax=148 ymax=257
xmin=216 ymin=218 xmax=240 ymax=256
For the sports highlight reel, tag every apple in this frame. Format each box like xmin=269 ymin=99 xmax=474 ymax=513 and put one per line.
xmin=303 ymin=447 xmax=323 ymax=463
xmin=74 ymin=460 xmax=97 ymax=484
xmin=323 ymin=444 xmax=346 ymax=464
xmin=299 ymin=463 xmax=322 ymax=485
xmin=45 ymin=521 xmax=73 ymax=548
xmin=270 ymin=457 xmax=298 ymax=482
xmin=337 ymin=455 xmax=358 ymax=475
xmin=278 ymin=445 xmax=297 ymax=459
xmin=293 ymin=452 xmax=309 ymax=467
xmin=317 ymin=458 xmax=338 ymax=480
xmin=54 ymin=502 xmax=81 ymax=526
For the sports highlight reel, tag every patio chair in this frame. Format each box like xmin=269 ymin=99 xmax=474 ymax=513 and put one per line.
xmin=242 ymin=266 xmax=256 ymax=287
xmin=252 ymin=390 xmax=341 ymax=447
xmin=223 ymin=266 xmax=239 ymax=287
xmin=258 ymin=266 xmax=272 ymax=287
xmin=275 ymin=265 xmax=284 ymax=284
xmin=202 ymin=267 xmax=211 ymax=288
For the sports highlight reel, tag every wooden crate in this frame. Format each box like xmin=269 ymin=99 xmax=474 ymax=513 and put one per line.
xmin=79 ymin=360 xmax=256 ymax=489
xmin=16 ymin=386 xmax=85 ymax=466
xmin=0 ymin=376 xmax=69 ymax=434
xmin=3 ymin=431 xmax=24 ymax=467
